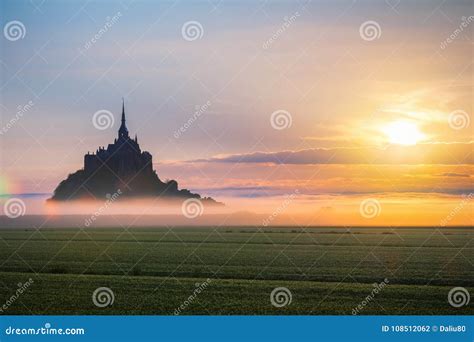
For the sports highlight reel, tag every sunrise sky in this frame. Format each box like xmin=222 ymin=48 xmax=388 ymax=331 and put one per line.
xmin=0 ymin=0 xmax=472 ymax=225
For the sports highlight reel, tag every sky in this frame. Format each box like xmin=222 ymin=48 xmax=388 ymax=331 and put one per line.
xmin=0 ymin=0 xmax=473 ymax=225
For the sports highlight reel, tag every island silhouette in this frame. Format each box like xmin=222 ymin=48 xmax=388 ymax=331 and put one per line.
xmin=49 ymin=100 xmax=219 ymax=204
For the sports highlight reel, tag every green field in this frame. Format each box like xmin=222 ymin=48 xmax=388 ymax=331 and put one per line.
xmin=0 ymin=227 xmax=472 ymax=315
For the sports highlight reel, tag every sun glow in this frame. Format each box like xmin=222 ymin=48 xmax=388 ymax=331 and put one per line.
xmin=382 ymin=121 xmax=425 ymax=146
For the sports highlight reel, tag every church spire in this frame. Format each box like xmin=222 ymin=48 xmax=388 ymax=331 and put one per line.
xmin=121 ymin=97 xmax=125 ymax=124
xmin=118 ymin=98 xmax=129 ymax=139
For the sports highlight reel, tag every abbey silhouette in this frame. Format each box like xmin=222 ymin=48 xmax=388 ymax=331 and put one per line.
xmin=50 ymin=100 xmax=218 ymax=203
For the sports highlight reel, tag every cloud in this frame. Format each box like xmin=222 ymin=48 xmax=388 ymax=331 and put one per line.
xmin=192 ymin=142 xmax=474 ymax=165
xmin=438 ymin=172 xmax=471 ymax=178
xmin=202 ymin=188 xmax=474 ymax=198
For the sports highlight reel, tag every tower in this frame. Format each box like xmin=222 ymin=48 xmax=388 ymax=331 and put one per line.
xmin=118 ymin=98 xmax=129 ymax=139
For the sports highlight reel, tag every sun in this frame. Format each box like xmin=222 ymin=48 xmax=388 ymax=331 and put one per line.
xmin=382 ymin=121 xmax=425 ymax=146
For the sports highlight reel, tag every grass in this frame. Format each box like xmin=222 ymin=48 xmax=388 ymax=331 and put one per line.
xmin=0 ymin=227 xmax=472 ymax=315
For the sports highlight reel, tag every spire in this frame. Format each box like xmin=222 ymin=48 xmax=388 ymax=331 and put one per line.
xmin=121 ymin=97 xmax=125 ymax=124
xmin=118 ymin=98 xmax=129 ymax=139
